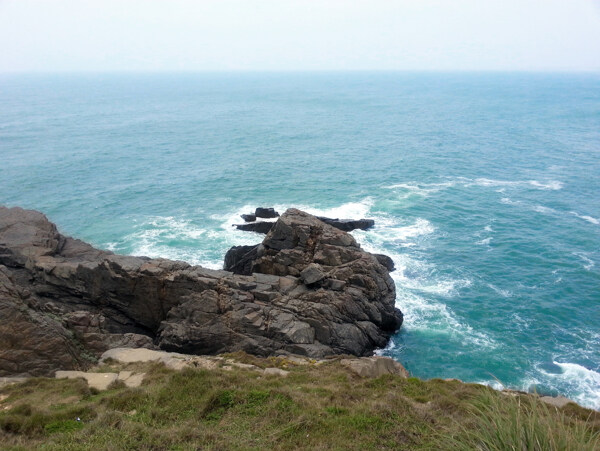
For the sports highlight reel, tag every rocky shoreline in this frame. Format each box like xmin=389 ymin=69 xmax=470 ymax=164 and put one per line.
xmin=0 ymin=206 xmax=402 ymax=377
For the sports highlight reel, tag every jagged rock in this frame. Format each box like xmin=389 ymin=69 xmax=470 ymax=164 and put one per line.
xmin=0 ymin=265 xmax=86 ymax=377
xmin=316 ymin=217 xmax=375 ymax=232
xmin=374 ymin=254 xmax=395 ymax=272
xmin=0 ymin=206 xmax=402 ymax=377
xmin=223 ymin=245 xmax=260 ymax=275
xmin=234 ymin=222 xmax=275 ymax=234
xmin=255 ymin=208 xmax=279 ymax=218
xmin=241 ymin=214 xmax=256 ymax=222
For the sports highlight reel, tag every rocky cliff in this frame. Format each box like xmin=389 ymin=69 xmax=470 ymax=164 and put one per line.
xmin=0 ymin=206 xmax=402 ymax=376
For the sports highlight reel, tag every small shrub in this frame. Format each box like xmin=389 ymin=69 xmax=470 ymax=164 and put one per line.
xmin=44 ymin=419 xmax=84 ymax=434
xmin=202 ymin=389 xmax=237 ymax=420
xmin=9 ymin=404 xmax=33 ymax=416
xmin=102 ymin=388 xmax=147 ymax=412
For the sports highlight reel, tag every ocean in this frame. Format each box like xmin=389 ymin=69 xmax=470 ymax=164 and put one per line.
xmin=1 ymin=72 xmax=599 ymax=409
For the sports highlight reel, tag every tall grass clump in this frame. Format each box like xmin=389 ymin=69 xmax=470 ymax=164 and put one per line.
xmin=443 ymin=391 xmax=600 ymax=451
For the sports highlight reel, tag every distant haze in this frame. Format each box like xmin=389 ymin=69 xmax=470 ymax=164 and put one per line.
xmin=1 ymin=0 xmax=599 ymax=72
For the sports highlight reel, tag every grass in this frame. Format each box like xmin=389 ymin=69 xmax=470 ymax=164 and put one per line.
xmin=0 ymin=355 xmax=598 ymax=450
xmin=441 ymin=390 xmax=600 ymax=451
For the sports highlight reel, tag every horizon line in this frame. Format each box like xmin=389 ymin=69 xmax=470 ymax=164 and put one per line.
xmin=1 ymin=68 xmax=600 ymax=75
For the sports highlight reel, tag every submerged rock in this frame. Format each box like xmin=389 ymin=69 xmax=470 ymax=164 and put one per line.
xmin=0 ymin=206 xmax=402 ymax=377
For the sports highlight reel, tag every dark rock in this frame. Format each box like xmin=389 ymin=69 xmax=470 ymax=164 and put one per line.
xmin=327 ymin=279 xmax=346 ymax=291
xmin=235 ymin=222 xmax=274 ymax=234
xmin=300 ymin=263 xmax=326 ymax=285
xmin=0 ymin=205 xmax=402 ymax=377
xmin=241 ymin=214 xmax=256 ymax=222
xmin=0 ymin=266 xmax=86 ymax=377
xmin=224 ymin=245 xmax=259 ymax=275
xmin=316 ymin=217 xmax=375 ymax=232
xmin=255 ymin=207 xmax=279 ymax=218
xmin=374 ymin=254 xmax=395 ymax=272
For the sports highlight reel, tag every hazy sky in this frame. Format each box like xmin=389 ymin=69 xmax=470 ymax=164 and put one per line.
xmin=1 ymin=0 xmax=599 ymax=72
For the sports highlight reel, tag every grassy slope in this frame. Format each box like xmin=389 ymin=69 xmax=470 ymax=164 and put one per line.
xmin=0 ymin=354 xmax=598 ymax=450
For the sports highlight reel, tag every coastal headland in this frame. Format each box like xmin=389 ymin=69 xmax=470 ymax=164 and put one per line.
xmin=0 ymin=205 xmax=402 ymax=377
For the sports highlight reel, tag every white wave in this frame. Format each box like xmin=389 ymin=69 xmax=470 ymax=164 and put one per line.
xmin=349 ymin=209 xmax=492 ymax=349
xmin=573 ymin=252 xmax=595 ymax=271
xmin=478 ymin=379 xmax=506 ymax=391
xmin=488 ymin=284 xmax=512 ymax=298
xmin=353 ymin=216 xmax=434 ymax=247
xmin=385 ymin=181 xmax=455 ymax=199
xmin=469 ymin=178 xmax=563 ymax=190
xmin=510 ymin=313 xmax=530 ymax=328
xmin=474 ymin=178 xmax=522 ymax=188
xmin=484 ymin=225 xmax=493 ymax=232
xmin=477 ymin=237 xmax=493 ymax=246
xmin=298 ymin=198 xmax=374 ymax=220
xmin=542 ymin=362 xmax=600 ymax=410
xmin=374 ymin=339 xmax=396 ymax=356
xmin=375 ymin=218 xmax=435 ymax=242
xmin=533 ymin=205 xmax=556 ymax=214
xmin=111 ymin=212 xmax=261 ymax=268
xmin=500 ymin=197 xmax=519 ymax=205
xmin=571 ymin=211 xmax=600 ymax=225
xmin=528 ymin=180 xmax=564 ymax=190
xmin=398 ymin=289 xmax=497 ymax=348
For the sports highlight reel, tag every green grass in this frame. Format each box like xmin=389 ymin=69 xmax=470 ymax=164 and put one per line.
xmin=0 ymin=355 xmax=598 ymax=450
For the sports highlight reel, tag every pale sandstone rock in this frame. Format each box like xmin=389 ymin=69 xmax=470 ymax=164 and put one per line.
xmin=340 ymin=356 xmax=409 ymax=378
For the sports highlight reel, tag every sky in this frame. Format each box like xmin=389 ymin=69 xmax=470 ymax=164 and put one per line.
xmin=0 ymin=0 xmax=599 ymax=72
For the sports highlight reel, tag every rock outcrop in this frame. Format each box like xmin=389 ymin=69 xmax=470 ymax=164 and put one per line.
xmin=316 ymin=217 xmax=375 ymax=232
xmin=236 ymin=208 xmax=376 ymax=235
xmin=0 ymin=206 xmax=402 ymax=377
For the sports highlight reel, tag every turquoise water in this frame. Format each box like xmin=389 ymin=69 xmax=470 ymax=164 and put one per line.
xmin=1 ymin=72 xmax=599 ymax=408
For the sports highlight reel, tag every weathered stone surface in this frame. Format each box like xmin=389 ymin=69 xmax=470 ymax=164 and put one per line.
xmin=241 ymin=214 xmax=256 ymax=222
xmin=255 ymin=208 xmax=280 ymax=219
xmin=0 ymin=377 xmax=27 ymax=388
xmin=118 ymin=371 xmax=145 ymax=388
xmin=54 ymin=369 xmax=145 ymax=390
xmin=101 ymin=348 xmax=223 ymax=371
xmin=340 ymin=356 xmax=409 ymax=378
xmin=0 ymin=206 xmax=402 ymax=377
xmin=55 ymin=371 xmax=118 ymax=390
xmin=300 ymin=263 xmax=326 ymax=285
xmin=234 ymin=222 xmax=275 ymax=234
xmin=540 ymin=396 xmax=573 ymax=408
